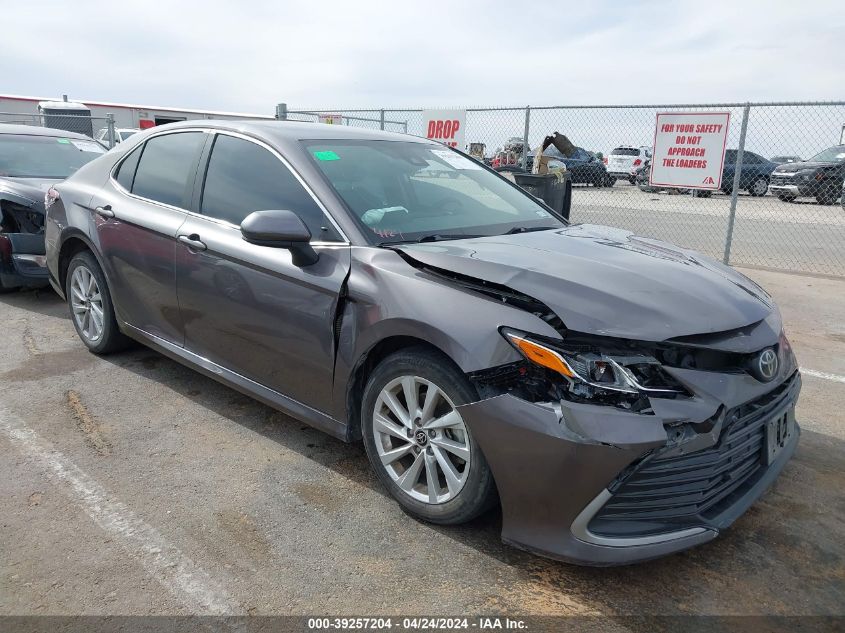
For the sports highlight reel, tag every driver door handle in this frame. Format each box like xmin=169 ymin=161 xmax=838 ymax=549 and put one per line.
xmin=94 ymin=205 xmax=114 ymax=218
xmin=177 ymin=234 xmax=207 ymax=251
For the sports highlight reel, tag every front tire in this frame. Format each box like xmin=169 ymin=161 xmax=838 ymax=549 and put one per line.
xmin=816 ymin=184 xmax=839 ymax=206
xmin=66 ymin=251 xmax=130 ymax=354
xmin=361 ymin=348 xmax=497 ymax=525
xmin=0 ymin=277 xmax=18 ymax=294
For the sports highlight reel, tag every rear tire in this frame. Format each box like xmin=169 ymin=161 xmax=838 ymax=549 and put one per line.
xmin=65 ymin=251 xmax=130 ymax=354
xmin=361 ymin=348 xmax=497 ymax=525
xmin=749 ymin=177 xmax=769 ymax=197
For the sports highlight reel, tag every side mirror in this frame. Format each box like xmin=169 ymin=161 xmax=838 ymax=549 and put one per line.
xmin=241 ymin=209 xmax=319 ymax=267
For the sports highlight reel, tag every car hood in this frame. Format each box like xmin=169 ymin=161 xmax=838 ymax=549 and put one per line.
xmin=397 ymin=224 xmax=774 ymax=341
xmin=774 ymin=161 xmax=841 ymax=173
xmin=0 ymin=177 xmax=61 ymax=208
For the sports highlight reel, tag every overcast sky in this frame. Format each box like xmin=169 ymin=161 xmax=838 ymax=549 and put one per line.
xmin=2 ymin=1 xmax=843 ymax=114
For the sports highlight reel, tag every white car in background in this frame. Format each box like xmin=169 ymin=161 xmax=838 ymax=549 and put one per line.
xmin=95 ymin=127 xmax=140 ymax=146
xmin=605 ymin=145 xmax=651 ymax=184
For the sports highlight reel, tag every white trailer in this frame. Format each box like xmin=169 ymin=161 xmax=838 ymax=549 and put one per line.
xmin=0 ymin=94 xmax=274 ymax=138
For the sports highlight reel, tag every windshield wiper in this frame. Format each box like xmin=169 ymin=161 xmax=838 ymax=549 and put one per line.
xmin=381 ymin=233 xmax=485 ymax=246
xmin=501 ymin=225 xmax=558 ymax=235
xmin=417 ymin=233 xmax=486 ymax=242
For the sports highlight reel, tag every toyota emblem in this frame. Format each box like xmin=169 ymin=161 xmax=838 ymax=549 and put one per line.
xmin=755 ymin=348 xmax=779 ymax=382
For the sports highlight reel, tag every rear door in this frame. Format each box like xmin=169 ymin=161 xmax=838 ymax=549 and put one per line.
xmin=174 ymin=132 xmax=350 ymax=411
xmin=91 ymin=130 xmax=207 ymax=344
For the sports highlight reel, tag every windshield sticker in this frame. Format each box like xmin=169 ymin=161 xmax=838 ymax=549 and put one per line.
xmin=430 ymin=149 xmax=482 ymax=170
xmin=70 ymin=140 xmax=106 ymax=153
xmin=57 ymin=138 xmax=71 ymax=144
xmin=314 ymin=150 xmax=340 ymax=161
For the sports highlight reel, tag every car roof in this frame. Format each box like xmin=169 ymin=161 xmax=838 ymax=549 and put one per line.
xmin=0 ymin=123 xmax=93 ymax=140
xmin=155 ymin=119 xmax=431 ymax=144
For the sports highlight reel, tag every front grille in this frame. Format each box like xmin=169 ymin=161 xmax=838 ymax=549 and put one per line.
xmin=589 ymin=373 xmax=798 ymax=536
xmin=770 ymin=175 xmax=794 ymax=186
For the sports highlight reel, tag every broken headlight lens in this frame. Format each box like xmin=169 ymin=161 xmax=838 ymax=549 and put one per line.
xmin=501 ymin=328 xmax=685 ymax=398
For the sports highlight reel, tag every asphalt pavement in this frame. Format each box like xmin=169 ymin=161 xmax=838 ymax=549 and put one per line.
xmin=0 ymin=267 xmax=843 ymax=619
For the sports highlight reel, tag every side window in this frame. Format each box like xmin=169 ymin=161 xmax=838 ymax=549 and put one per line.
xmin=725 ymin=150 xmax=737 ymax=163
xmin=131 ymin=132 xmax=205 ymax=208
xmin=114 ymin=145 xmax=142 ymax=191
xmin=743 ymin=152 xmax=762 ymax=164
xmin=200 ymin=134 xmax=340 ymax=241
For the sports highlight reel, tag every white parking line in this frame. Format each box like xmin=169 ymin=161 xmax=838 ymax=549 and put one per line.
xmin=802 ymin=368 xmax=845 ymax=384
xmin=0 ymin=409 xmax=240 ymax=615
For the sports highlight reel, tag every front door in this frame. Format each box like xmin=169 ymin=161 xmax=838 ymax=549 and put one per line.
xmin=175 ymin=132 xmax=349 ymax=412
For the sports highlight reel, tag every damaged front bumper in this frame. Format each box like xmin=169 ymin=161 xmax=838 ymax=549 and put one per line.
xmin=458 ymin=368 xmax=801 ymax=566
xmin=0 ymin=233 xmax=49 ymax=289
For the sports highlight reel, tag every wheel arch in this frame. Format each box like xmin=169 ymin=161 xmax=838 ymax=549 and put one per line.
xmin=344 ymin=335 xmax=468 ymax=442
xmin=56 ymin=230 xmax=104 ymax=295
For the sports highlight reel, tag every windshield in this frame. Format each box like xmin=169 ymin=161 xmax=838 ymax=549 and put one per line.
xmin=118 ymin=130 xmax=137 ymax=141
xmin=808 ymin=146 xmax=845 ymax=163
xmin=0 ymin=134 xmax=105 ymax=178
xmin=304 ymin=140 xmax=564 ymax=245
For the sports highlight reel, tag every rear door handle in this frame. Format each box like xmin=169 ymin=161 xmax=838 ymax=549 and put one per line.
xmin=177 ymin=234 xmax=207 ymax=251
xmin=94 ymin=205 xmax=114 ymax=218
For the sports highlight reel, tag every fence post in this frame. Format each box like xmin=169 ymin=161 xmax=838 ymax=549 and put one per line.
xmin=379 ymin=109 xmax=385 ymax=131
xmin=522 ymin=106 xmax=531 ymax=169
xmin=275 ymin=103 xmax=288 ymax=120
xmin=106 ymin=113 xmax=116 ymax=149
xmin=403 ymin=120 xmax=408 ymax=134
xmin=723 ymin=103 xmax=750 ymax=265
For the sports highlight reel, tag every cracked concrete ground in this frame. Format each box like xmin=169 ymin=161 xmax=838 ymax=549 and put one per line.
xmin=0 ymin=267 xmax=843 ymax=618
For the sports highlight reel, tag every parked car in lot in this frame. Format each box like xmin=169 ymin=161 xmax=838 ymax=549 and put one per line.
xmin=0 ymin=123 xmax=105 ymax=292
xmin=637 ymin=149 xmax=776 ymax=198
xmin=95 ymin=127 xmax=140 ymax=146
xmin=719 ymin=150 xmax=777 ymax=197
xmin=770 ymin=155 xmax=802 ymax=165
xmin=45 ymin=121 xmax=801 ymax=565
xmin=605 ymin=146 xmax=651 ymax=184
xmin=527 ymin=145 xmax=611 ymax=186
xmin=768 ymin=145 xmax=845 ymax=205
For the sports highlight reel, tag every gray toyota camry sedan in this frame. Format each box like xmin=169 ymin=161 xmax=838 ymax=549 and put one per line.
xmin=44 ymin=121 xmax=800 ymax=565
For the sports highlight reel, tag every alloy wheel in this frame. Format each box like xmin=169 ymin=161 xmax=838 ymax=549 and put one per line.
xmin=372 ymin=375 xmax=471 ymax=504
xmin=752 ymin=178 xmax=768 ymax=196
xmin=70 ymin=265 xmax=105 ymax=342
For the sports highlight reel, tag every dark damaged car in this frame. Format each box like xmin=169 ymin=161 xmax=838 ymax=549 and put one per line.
xmin=44 ymin=121 xmax=801 ymax=565
xmin=0 ymin=124 xmax=105 ymax=291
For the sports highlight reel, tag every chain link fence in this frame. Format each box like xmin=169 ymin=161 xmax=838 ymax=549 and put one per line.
xmin=0 ymin=111 xmax=119 ymax=147
xmin=285 ymin=102 xmax=845 ymax=277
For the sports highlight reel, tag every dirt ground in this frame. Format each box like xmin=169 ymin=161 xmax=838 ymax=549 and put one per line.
xmin=0 ymin=267 xmax=843 ymax=619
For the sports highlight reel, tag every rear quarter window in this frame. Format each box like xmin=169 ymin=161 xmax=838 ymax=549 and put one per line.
xmin=114 ymin=146 xmax=142 ymax=191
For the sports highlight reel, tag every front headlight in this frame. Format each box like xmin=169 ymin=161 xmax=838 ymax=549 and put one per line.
xmin=501 ymin=328 xmax=686 ymax=400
